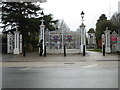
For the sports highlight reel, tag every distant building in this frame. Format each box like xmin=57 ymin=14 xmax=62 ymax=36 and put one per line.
xmin=87 ymin=28 xmax=96 ymax=48
xmin=118 ymin=1 xmax=120 ymax=13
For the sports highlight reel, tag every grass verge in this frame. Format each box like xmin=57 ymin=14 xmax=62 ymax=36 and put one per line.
xmin=87 ymin=48 xmax=102 ymax=52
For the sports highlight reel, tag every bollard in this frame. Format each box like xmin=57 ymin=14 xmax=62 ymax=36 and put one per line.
xmin=23 ymin=45 xmax=26 ymax=57
xmin=117 ymin=51 xmax=120 ymax=55
xmin=103 ymin=45 xmax=105 ymax=56
xmin=39 ymin=39 xmax=43 ymax=56
xmin=44 ymin=45 xmax=46 ymax=57
xmin=23 ymin=50 xmax=26 ymax=57
xmin=64 ymin=45 xmax=66 ymax=56
xmin=83 ymin=45 xmax=85 ymax=56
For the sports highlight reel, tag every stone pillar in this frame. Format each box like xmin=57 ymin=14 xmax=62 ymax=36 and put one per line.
xmin=104 ymin=27 xmax=111 ymax=53
xmin=20 ymin=34 xmax=22 ymax=53
xmin=7 ymin=32 xmax=14 ymax=54
xmin=101 ymin=34 xmax=105 ymax=52
xmin=88 ymin=33 xmax=90 ymax=45
xmin=14 ymin=28 xmax=20 ymax=54
xmin=88 ymin=33 xmax=96 ymax=45
xmin=80 ymin=23 xmax=86 ymax=53
xmin=93 ymin=33 xmax=96 ymax=45
xmin=39 ymin=19 xmax=45 ymax=55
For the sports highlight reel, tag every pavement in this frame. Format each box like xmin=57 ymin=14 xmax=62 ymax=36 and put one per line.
xmin=1 ymin=50 xmax=119 ymax=88
xmin=1 ymin=50 xmax=120 ymax=62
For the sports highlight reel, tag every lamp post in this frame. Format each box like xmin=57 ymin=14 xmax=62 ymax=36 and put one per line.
xmin=81 ymin=11 xmax=84 ymax=23
xmin=39 ymin=11 xmax=45 ymax=56
xmin=79 ymin=11 xmax=86 ymax=55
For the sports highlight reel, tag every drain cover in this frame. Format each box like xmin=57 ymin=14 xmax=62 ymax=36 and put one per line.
xmin=64 ymin=63 xmax=75 ymax=64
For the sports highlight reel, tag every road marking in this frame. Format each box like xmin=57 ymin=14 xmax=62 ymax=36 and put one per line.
xmin=82 ymin=64 xmax=98 ymax=68
xmin=20 ymin=67 xmax=31 ymax=70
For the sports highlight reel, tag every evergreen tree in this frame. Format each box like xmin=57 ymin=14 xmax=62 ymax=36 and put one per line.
xmin=2 ymin=2 xmax=58 ymax=51
xmin=95 ymin=14 xmax=114 ymax=47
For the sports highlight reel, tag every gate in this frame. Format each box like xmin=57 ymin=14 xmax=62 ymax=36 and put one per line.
xmin=45 ymin=30 xmax=80 ymax=54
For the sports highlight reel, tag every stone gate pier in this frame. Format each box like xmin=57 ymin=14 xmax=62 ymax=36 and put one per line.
xmin=7 ymin=28 xmax=22 ymax=54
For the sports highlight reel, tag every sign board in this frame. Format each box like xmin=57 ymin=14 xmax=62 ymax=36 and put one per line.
xmin=66 ymin=35 xmax=72 ymax=40
xmin=53 ymin=35 xmax=59 ymax=41
xmin=111 ymin=36 xmax=117 ymax=41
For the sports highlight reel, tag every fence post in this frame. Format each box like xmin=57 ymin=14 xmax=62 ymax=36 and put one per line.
xmin=64 ymin=45 xmax=66 ymax=56
xmin=103 ymin=45 xmax=105 ymax=56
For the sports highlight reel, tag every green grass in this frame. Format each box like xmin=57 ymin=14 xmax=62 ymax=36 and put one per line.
xmin=87 ymin=48 xmax=102 ymax=52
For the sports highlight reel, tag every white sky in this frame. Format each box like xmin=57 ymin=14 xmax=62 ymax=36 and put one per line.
xmin=41 ymin=0 xmax=120 ymax=31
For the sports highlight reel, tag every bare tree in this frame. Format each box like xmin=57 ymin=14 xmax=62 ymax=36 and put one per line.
xmin=58 ymin=19 xmax=70 ymax=34
xmin=111 ymin=12 xmax=120 ymax=27
xmin=111 ymin=12 xmax=120 ymax=35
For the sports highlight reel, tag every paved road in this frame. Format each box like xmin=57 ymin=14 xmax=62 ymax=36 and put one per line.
xmin=1 ymin=51 xmax=119 ymax=88
xmin=2 ymin=61 xmax=118 ymax=88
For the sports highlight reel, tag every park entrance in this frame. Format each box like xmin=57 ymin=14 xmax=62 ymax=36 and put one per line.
xmin=45 ymin=30 xmax=81 ymax=54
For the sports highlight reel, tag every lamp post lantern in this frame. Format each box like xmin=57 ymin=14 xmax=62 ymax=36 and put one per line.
xmin=81 ymin=11 xmax=84 ymax=23
xmin=80 ymin=11 xmax=86 ymax=55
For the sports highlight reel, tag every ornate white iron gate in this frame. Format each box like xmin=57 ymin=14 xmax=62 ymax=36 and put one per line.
xmin=45 ymin=30 xmax=80 ymax=54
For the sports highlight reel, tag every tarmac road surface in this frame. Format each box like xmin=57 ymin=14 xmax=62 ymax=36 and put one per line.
xmin=2 ymin=61 xmax=118 ymax=88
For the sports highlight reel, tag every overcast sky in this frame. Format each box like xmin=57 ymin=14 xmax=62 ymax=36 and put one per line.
xmin=40 ymin=0 xmax=120 ymax=31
